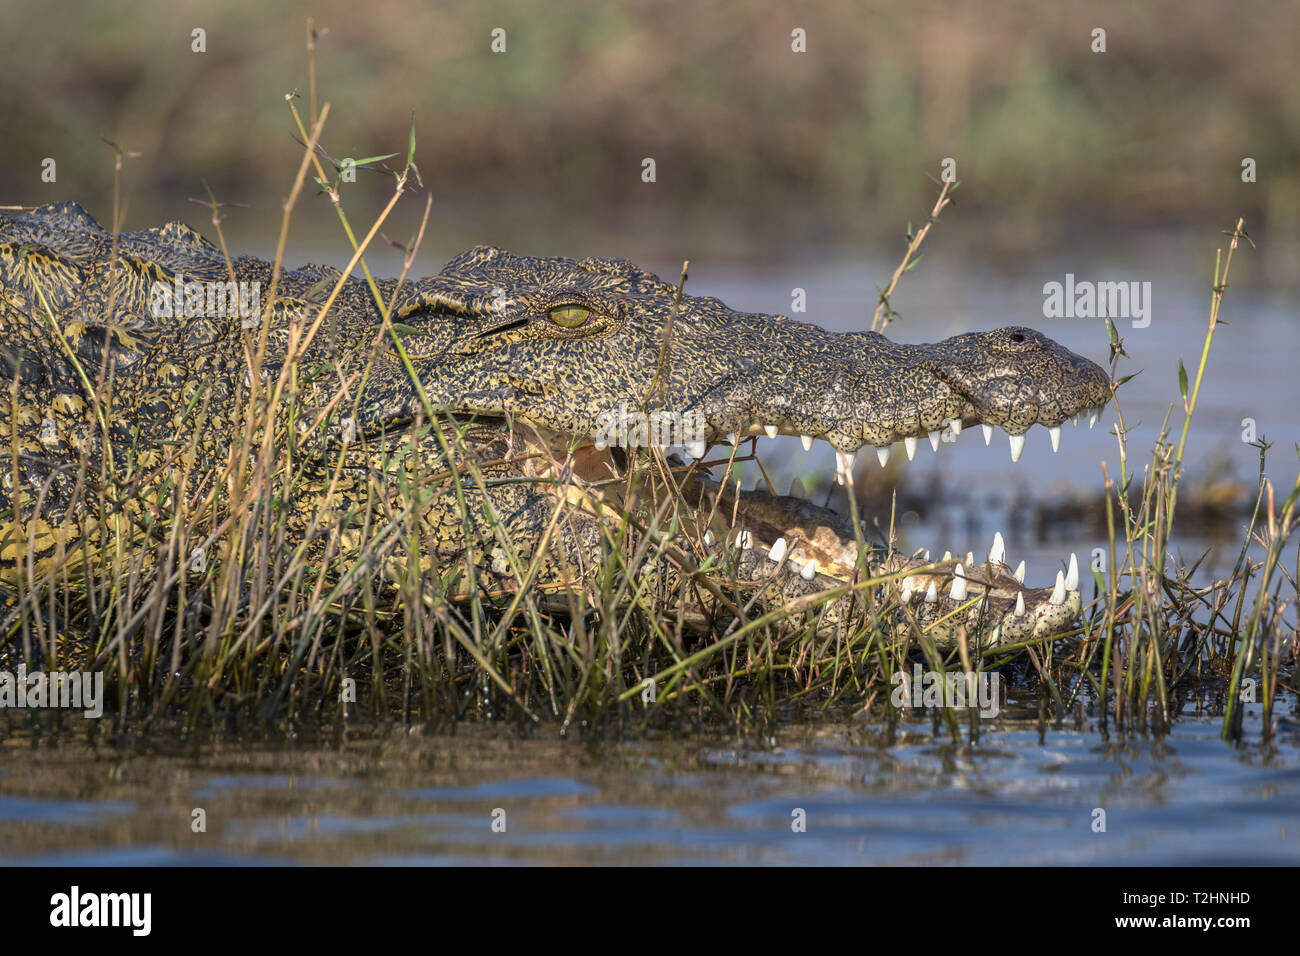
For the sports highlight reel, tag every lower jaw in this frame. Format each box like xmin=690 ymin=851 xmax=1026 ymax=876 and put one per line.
xmin=522 ymin=426 xmax=1084 ymax=614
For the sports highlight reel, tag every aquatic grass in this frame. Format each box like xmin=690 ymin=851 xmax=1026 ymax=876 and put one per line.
xmin=1057 ymin=220 xmax=1300 ymax=740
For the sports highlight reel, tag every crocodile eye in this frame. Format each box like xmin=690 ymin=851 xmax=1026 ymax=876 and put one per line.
xmin=548 ymin=304 xmax=590 ymax=328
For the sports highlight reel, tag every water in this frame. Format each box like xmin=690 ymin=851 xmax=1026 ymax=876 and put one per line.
xmin=2 ymin=701 xmax=1297 ymax=865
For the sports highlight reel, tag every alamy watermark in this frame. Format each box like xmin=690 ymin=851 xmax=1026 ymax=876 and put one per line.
xmin=891 ymin=664 xmax=1001 ymax=718
xmin=150 ymin=273 xmax=262 ymax=329
xmin=0 ymin=664 xmax=104 ymax=718
xmin=49 ymin=886 xmax=150 ymax=936
xmin=1042 ymin=274 xmax=1151 ymax=328
xmin=593 ymin=404 xmax=708 ymax=450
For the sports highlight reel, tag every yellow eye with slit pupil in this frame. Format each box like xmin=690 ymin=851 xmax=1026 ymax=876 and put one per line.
xmin=548 ymin=304 xmax=590 ymax=328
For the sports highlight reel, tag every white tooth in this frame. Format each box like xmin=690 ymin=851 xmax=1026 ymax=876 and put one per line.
xmin=703 ymin=530 xmax=716 ymax=546
xmin=1065 ymin=552 xmax=1079 ymax=590
xmin=728 ymin=431 xmax=739 ymax=446
xmin=1012 ymin=560 xmax=1026 ymax=583
xmin=923 ymin=550 xmax=931 ymax=561
xmin=801 ymin=435 xmax=814 ymax=450
xmin=800 ymin=559 xmax=817 ymax=580
xmin=900 ymin=586 xmax=913 ymax=602
xmin=950 ymin=565 xmax=967 ymax=600
xmin=924 ymin=581 xmax=938 ymax=603
xmin=1049 ymin=570 xmax=1066 ymax=605
xmin=876 ymin=445 xmax=891 ymax=467
xmin=1049 ymin=425 xmax=1061 ymax=452
xmin=989 ymin=531 xmax=1006 ymax=566
xmin=768 ymin=537 xmax=788 ymax=562
xmin=966 ymin=551 xmax=974 ymax=567
xmin=1089 ymin=408 xmax=1099 ymax=429
xmin=788 ymin=478 xmax=805 ymax=498
xmin=686 ymin=440 xmax=707 ymax=459
xmin=904 ymin=436 xmax=917 ymax=460
xmin=928 ymin=430 xmax=940 ymax=452
xmin=1073 ymin=413 xmax=1081 ymax=427
xmin=901 ymin=576 xmax=916 ymax=591
xmin=594 ymin=439 xmax=608 ymax=451
xmin=942 ymin=551 xmax=952 ymax=562
xmin=949 ymin=419 xmax=962 ymax=436
xmin=1009 ymin=433 xmax=1025 ymax=462
xmin=982 ymin=424 xmax=993 ymax=445
xmin=1014 ymin=592 xmax=1025 ymax=616
xmin=764 ymin=424 xmax=778 ymax=439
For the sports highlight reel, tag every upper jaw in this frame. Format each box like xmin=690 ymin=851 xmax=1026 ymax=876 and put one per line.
xmin=636 ymin=371 xmax=1111 ymax=468
xmin=442 ymin=318 xmax=1112 ymax=466
xmin=629 ymin=323 xmax=1115 ymax=457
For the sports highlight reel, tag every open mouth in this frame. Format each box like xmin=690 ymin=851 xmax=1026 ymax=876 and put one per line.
xmin=520 ymin=398 xmax=1102 ymax=644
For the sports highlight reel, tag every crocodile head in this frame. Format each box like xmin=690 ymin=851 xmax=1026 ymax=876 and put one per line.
xmin=375 ymin=245 xmax=1110 ymax=645
xmin=384 ymin=246 xmax=1111 ymax=466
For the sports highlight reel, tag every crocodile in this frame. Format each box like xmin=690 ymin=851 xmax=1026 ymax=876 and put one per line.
xmin=0 ymin=201 xmax=1111 ymax=658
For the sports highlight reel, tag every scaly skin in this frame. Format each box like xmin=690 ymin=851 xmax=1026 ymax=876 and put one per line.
xmin=0 ymin=202 xmax=1111 ymax=651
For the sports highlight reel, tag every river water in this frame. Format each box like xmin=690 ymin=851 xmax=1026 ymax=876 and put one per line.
xmin=2 ymin=700 xmax=1298 ymax=865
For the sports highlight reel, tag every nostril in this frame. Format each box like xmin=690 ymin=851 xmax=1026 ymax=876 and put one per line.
xmin=1009 ymin=332 xmax=1026 ymax=344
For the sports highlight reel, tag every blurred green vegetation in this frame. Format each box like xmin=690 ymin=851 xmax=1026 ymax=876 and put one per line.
xmin=1 ymin=0 xmax=1297 ymax=258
